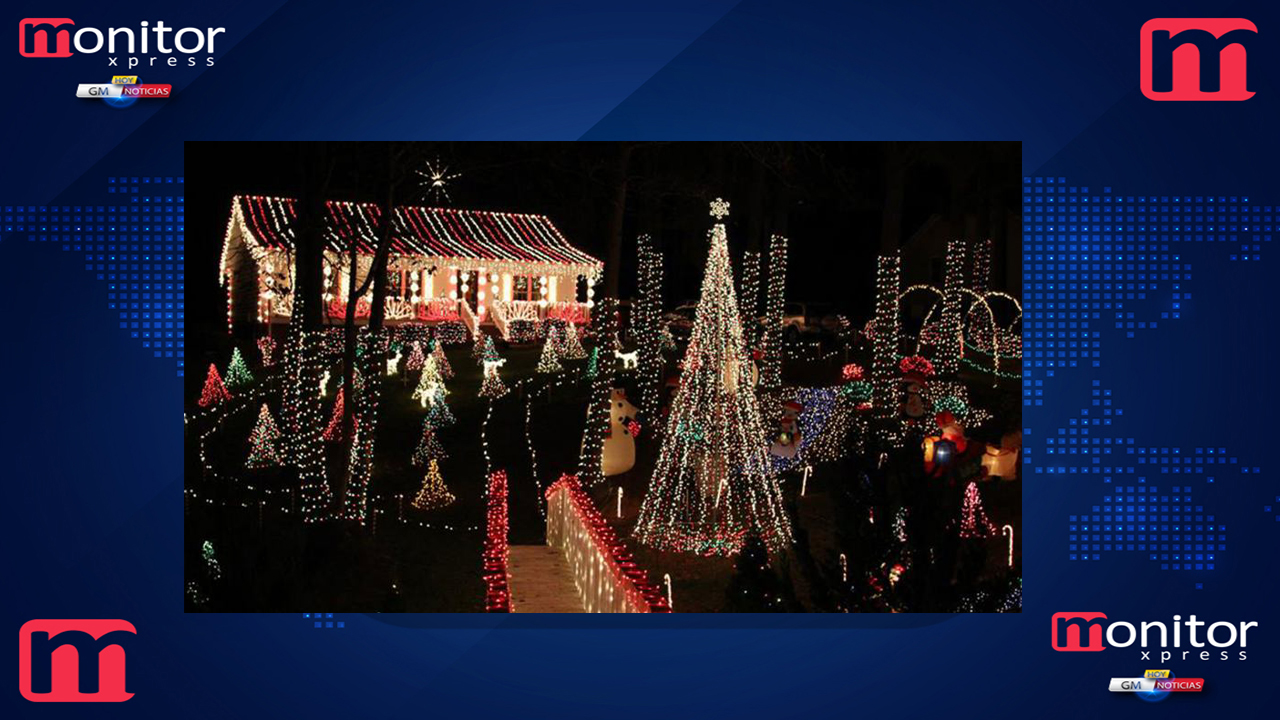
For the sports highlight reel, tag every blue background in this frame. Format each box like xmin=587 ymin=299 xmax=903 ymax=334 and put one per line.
xmin=4 ymin=0 xmax=1278 ymax=717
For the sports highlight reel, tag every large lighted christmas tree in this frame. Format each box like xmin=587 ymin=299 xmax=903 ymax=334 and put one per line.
xmin=634 ymin=203 xmax=792 ymax=555
xmin=245 ymin=403 xmax=282 ymax=469
xmin=224 ymin=347 xmax=255 ymax=389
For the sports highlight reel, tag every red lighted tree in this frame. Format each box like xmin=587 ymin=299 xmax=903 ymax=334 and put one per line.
xmin=199 ymin=363 xmax=232 ymax=407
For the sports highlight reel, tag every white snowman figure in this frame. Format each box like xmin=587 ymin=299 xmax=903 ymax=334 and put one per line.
xmin=602 ymin=388 xmax=640 ymax=477
xmin=769 ymin=400 xmax=804 ymax=458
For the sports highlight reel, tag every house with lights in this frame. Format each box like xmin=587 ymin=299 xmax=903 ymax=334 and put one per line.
xmin=220 ymin=195 xmax=603 ymax=341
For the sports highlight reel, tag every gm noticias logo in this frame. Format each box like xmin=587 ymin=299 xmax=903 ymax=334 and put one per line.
xmin=1140 ymin=18 xmax=1257 ymax=101
xmin=18 ymin=620 xmax=136 ymax=702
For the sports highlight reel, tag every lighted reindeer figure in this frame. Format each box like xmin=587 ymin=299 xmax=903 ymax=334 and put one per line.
xmin=615 ymin=349 xmax=639 ymax=371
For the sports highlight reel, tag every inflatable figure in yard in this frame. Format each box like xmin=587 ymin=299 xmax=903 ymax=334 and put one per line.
xmin=769 ymin=400 xmax=804 ymax=459
xmin=602 ymin=388 xmax=641 ymax=476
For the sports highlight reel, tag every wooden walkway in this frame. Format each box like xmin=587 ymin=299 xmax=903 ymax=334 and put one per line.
xmin=507 ymin=545 xmax=585 ymax=613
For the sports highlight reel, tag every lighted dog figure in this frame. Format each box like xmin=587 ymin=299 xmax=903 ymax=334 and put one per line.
xmin=615 ymin=349 xmax=638 ymax=370
xmin=603 ymin=388 xmax=640 ymax=476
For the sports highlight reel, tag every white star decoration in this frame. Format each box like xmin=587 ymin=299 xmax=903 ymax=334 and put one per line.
xmin=416 ymin=157 xmax=461 ymax=204
xmin=709 ymin=198 xmax=730 ymax=220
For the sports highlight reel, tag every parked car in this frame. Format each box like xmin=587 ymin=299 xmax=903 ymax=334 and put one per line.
xmin=763 ymin=302 xmax=842 ymax=340
xmin=664 ymin=302 xmax=698 ymax=339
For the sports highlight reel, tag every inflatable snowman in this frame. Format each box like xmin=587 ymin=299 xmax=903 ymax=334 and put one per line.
xmin=602 ymin=388 xmax=640 ymax=476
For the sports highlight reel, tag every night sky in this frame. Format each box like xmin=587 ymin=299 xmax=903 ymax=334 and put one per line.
xmin=188 ymin=141 xmax=1020 ymax=349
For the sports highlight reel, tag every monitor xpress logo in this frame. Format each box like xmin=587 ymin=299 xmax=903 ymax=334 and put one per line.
xmin=19 ymin=18 xmax=223 ymax=67
xmin=1052 ymin=612 xmax=1257 ymax=661
xmin=1140 ymin=18 xmax=1257 ymax=100
xmin=18 ymin=620 xmax=136 ymax=702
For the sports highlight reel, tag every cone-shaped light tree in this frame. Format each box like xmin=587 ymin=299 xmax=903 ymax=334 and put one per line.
xmin=537 ymin=332 xmax=563 ymax=373
xmin=958 ymin=480 xmax=996 ymax=538
xmin=412 ymin=459 xmax=456 ymax=510
xmin=404 ymin=341 xmax=427 ymax=372
xmin=225 ymin=347 xmax=255 ymax=389
xmin=199 ymin=363 xmax=232 ymax=407
xmin=322 ymin=388 xmax=346 ymax=442
xmin=559 ymin=323 xmax=587 ymax=360
xmin=245 ymin=403 xmax=283 ymax=469
xmin=432 ymin=340 xmax=453 ymax=378
xmin=634 ymin=201 xmax=792 ymax=555
xmin=412 ymin=418 xmax=447 ymax=466
xmin=412 ymin=355 xmax=447 ymax=408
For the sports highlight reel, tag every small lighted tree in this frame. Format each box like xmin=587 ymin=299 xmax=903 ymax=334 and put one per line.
xmin=413 ymin=356 xmax=448 ymax=408
xmin=412 ymin=459 xmax=455 ymax=510
xmin=537 ymin=333 xmax=563 ymax=373
xmin=245 ymin=403 xmax=282 ymax=468
xmin=412 ymin=419 xmax=447 ymax=466
xmin=479 ymin=357 xmax=509 ymax=399
xmin=958 ymin=481 xmax=996 ymax=538
xmin=559 ymin=323 xmax=587 ymax=360
xmin=198 ymin=363 xmax=232 ymax=407
xmin=224 ymin=347 xmax=255 ymax=389
xmin=322 ymin=388 xmax=345 ymax=442
xmin=432 ymin=340 xmax=454 ymax=378
xmin=404 ymin=342 xmax=427 ymax=372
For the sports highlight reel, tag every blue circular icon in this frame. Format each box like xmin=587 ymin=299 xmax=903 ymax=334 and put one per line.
xmin=103 ymin=92 xmax=137 ymax=109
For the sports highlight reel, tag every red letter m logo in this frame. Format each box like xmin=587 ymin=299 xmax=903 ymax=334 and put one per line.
xmin=19 ymin=18 xmax=75 ymax=57
xmin=1052 ymin=612 xmax=1108 ymax=652
xmin=18 ymin=620 xmax=136 ymax=702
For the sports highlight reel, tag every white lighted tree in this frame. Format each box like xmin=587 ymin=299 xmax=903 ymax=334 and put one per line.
xmin=633 ymin=205 xmax=792 ymax=555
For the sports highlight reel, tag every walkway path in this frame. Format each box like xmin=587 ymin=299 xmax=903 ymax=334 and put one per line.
xmin=507 ymin=545 xmax=584 ymax=612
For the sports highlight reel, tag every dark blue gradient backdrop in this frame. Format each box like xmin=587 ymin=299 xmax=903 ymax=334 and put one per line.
xmin=3 ymin=1 xmax=1278 ymax=718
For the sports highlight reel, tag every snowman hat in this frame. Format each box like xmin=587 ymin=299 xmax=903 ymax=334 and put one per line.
xmin=783 ymin=400 xmax=804 ymax=414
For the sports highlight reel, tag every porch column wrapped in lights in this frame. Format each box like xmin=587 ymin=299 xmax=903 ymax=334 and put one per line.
xmin=483 ymin=470 xmax=511 ymax=612
xmin=545 ymin=475 xmax=671 ymax=613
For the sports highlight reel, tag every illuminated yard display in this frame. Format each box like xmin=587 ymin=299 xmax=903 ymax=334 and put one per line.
xmin=546 ymin=476 xmax=671 ymax=613
xmin=219 ymin=195 xmax=602 ymax=337
xmin=634 ymin=204 xmax=792 ymax=555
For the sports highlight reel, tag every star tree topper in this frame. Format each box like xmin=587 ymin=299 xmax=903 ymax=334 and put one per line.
xmin=710 ymin=197 xmax=730 ymax=220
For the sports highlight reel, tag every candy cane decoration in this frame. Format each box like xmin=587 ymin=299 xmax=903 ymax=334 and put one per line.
xmin=616 ymin=487 xmax=624 ymax=518
xmin=801 ymin=464 xmax=812 ymax=496
xmin=839 ymin=553 xmax=848 ymax=583
xmin=1002 ymin=524 xmax=1014 ymax=568
xmin=663 ymin=573 xmax=673 ymax=610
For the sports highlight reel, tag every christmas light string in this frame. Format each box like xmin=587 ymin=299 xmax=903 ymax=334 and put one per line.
xmin=483 ymin=469 xmax=511 ymax=612
xmin=760 ymin=234 xmax=788 ymax=389
xmin=546 ymin=475 xmax=671 ymax=613
xmin=634 ymin=234 xmax=665 ymax=420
